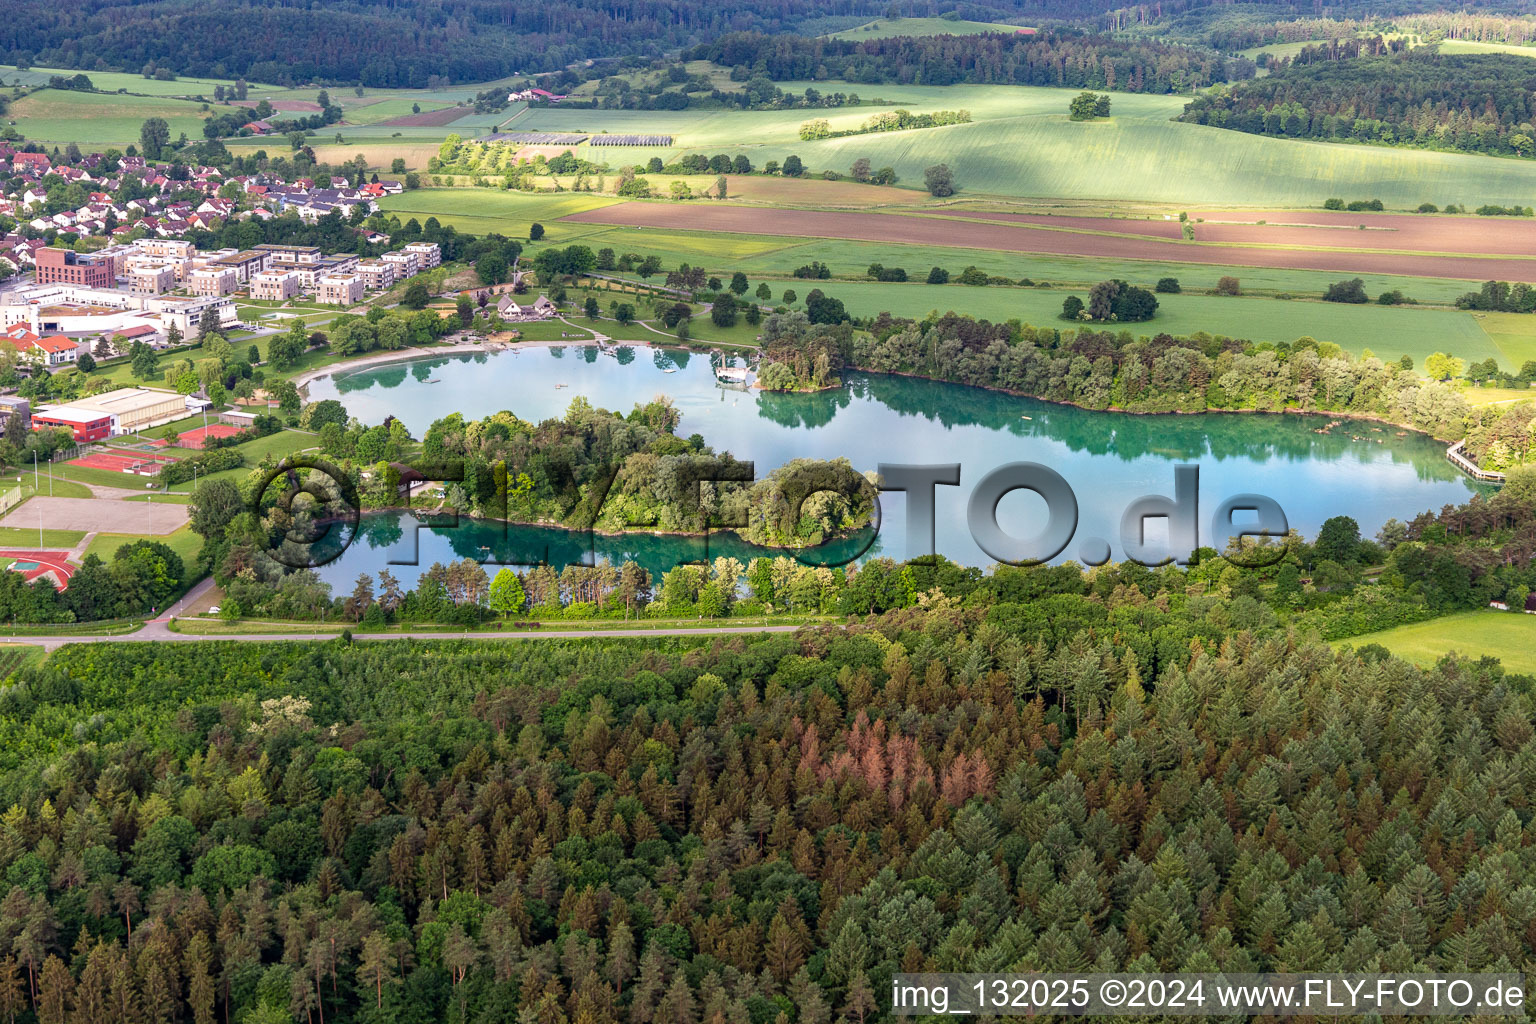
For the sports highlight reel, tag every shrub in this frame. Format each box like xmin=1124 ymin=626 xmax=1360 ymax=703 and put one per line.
xmin=1214 ymin=276 xmax=1241 ymax=296
xmin=1322 ymin=278 xmax=1369 ymax=304
xmin=1155 ymin=277 xmax=1181 ymax=293
xmin=925 ymin=266 xmax=949 ymax=284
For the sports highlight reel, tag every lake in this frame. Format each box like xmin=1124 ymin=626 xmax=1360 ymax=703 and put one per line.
xmin=303 ymin=344 xmax=1488 ymax=587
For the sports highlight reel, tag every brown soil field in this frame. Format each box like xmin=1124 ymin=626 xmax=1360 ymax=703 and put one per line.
xmin=378 ymin=107 xmax=468 ymax=127
xmin=932 ymin=208 xmax=1536 ymax=257
xmin=230 ymin=99 xmax=321 ymax=112
xmin=561 ymin=203 xmax=1536 ymax=280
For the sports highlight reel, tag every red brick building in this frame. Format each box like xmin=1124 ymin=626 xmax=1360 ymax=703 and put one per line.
xmin=35 ymin=247 xmax=115 ymax=288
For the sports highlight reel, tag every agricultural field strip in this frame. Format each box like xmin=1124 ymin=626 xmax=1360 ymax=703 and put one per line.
xmin=915 ymin=208 xmax=1536 ymax=258
xmin=560 ymin=203 xmax=1536 ymax=281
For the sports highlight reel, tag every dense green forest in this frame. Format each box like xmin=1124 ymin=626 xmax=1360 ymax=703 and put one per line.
xmin=1 ymin=545 xmax=1535 ymax=1024
xmin=687 ymin=30 xmax=1250 ymax=91
xmin=1179 ymin=49 xmax=1536 ymax=155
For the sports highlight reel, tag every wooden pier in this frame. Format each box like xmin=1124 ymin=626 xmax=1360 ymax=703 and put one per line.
xmin=1446 ymin=441 xmax=1506 ymax=483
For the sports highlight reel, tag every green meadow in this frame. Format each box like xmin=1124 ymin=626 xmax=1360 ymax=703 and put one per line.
xmin=1339 ymin=610 xmax=1536 ymax=674
xmin=502 ymin=83 xmax=1536 ymax=207
xmin=10 ymin=88 xmax=214 ymax=146
xmin=816 ymin=281 xmax=1507 ymax=364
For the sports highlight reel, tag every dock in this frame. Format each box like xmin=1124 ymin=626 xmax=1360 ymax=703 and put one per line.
xmin=1446 ymin=441 xmax=1506 ymax=483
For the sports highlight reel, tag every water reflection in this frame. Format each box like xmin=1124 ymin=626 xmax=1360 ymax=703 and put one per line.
xmin=306 ymin=344 xmax=1491 ymax=570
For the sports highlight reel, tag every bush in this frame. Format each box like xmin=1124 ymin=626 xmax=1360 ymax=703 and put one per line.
xmin=1377 ymin=290 xmax=1408 ymax=305
xmin=926 ymin=267 xmax=949 ymax=284
xmin=1322 ymin=278 xmax=1369 ymax=304
xmin=922 ymin=163 xmax=955 ymax=197
xmin=1323 ymin=198 xmax=1345 ymax=210
xmin=1416 ymin=202 xmax=1439 ymax=213
xmin=1155 ymin=277 xmax=1181 ymax=293
xmin=1214 ymin=276 xmax=1241 ymax=296
xmin=1345 ymin=198 xmax=1384 ymax=211
xmin=956 ymin=266 xmax=989 ymax=286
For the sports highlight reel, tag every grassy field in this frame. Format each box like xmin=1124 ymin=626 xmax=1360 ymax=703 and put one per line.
xmin=84 ymin=524 xmax=202 ymax=567
xmin=0 ymin=64 xmax=279 ymax=96
xmin=1469 ymin=312 xmax=1536 ymax=369
xmin=806 ymin=280 xmax=1507 ymax=363
xmin=377 ymin=189 xmax=618 ymax=233
xmin=825 ymin=17 xmax=1030 ymax=39
xmin=0 ymin=527 xmax=87 ymax=548
xmin=11 ymin=88 xmax=216 ymax=146
xmin=496 ymin=83 xmax=1536 ymax=208
xmin=1436 ymin=40 xmax=1536 ymax=58
xmin=1340 ymin=610 xmax=1536 ymax=674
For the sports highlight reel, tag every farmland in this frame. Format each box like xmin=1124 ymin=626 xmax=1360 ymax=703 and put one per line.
xmin=8 ymin=88 xmax=212 ymax=147
xmin=562 ymin=202 xmax=1536 ymax=281
xmin=504 ymin=83 xmax=1536 ymax=207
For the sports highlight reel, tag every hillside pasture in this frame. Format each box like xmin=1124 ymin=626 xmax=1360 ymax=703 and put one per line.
xmin=511 ymin=84 xmax=1536 ymax=208
xmin=10 ymin=88 xmax=213 ymax=146
xmin=1338 ymin=610 xmax=1536 ymax=674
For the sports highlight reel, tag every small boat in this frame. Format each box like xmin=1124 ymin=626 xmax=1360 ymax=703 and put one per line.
xmin=425 ymin=377 xmax=441 ymax=384
xmin=662 ymin=367 xmax=678 ymax=373
xmin=554 ymin=383 xmax=568 ymax=389
xmin=1020 ymin=415 xmax=1032 ymax=420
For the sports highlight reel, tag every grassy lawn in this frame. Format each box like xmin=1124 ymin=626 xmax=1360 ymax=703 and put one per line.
xmin=0 ymin=527 xmax=87 ymax=548
xmin=85 ymin=524 xmax=202 ymax=566
xmin=1460 ymin=385 xmax=1536 ymax=407
xmin=2 ymin=473 xmax=96 ymax=500
xmin=1471 ymin=312 xmax=1536 ymax=369
xmin=0 ymin=64 xmax=281 ymax=96
xmin=1340 ymin=610 xmax=1536 ymax=674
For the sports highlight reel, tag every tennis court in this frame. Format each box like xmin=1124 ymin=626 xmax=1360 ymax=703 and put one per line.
xmin=176 ymin=424 xmax=245 ymax=448
xmin=69 ymin=450 xmax=180 ymax=475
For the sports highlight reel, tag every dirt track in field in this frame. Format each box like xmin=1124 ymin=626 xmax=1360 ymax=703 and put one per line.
xmin=930 ymin=208 xmax=1536 ymax=257
xmin=562 ymin=203 xmax=1536 ymax=280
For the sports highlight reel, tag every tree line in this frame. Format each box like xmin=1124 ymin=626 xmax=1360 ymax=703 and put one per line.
xmin=1180 ymin=49 xmax=1536 ymax=157
xmin=688 ymin=29 xmax=1252 ymax=92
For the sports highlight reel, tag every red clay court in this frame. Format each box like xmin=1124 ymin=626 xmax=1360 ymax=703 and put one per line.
xmin=0 ymin=550 xmax=75 ymax=590
xmin=69 ymin=450 xmax=180 ymax=475
xmin=176 ymin=423 xmax=245 ymax=448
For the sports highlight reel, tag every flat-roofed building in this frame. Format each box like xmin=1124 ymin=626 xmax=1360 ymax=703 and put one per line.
xmin=382 ymin=251 xmax=419 ymax=279
xmin=211 ymin=249 xmax=270 ymax=283
xmin=134 ymin=238 xmax=195 ymax=260
xmin=355 ymin=260 xmax=396 ymax=290
xmin=188 ymin=266 xmax=238 ymax=296
xmin=129 ymin=264 xmax=175 ymax=295
xmin=0 ymin=397 xmax=30 ymax=434
xmin=404 ymin=242 xmax=441 ymax=268
xmin=250 ymin=269 xmax=302 ymax=301
xmin=35 ymin=247 xmax=115 ymax=288
xmin=39 ymin=386 xmax=193 ymax=436
xmin=317 ymin=273 xmax=364 ymax=306
xmin=253 ymin=243 xmax=322 ymax=265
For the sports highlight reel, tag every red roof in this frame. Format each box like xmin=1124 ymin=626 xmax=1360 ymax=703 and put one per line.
xmin=112 ymin=324 xmax=157 ymax=338
xmin=13 ymin=153 xmax=49 ymax=166
xmin=34 ymin=335 xmax=79 ymax=354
